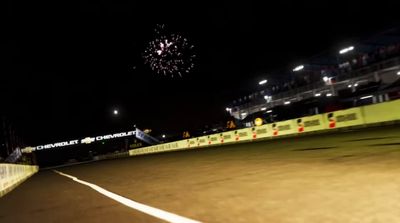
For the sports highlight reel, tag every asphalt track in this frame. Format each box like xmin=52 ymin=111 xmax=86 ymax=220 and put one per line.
xmin=1 ymin=125 xmax=400 ymax=222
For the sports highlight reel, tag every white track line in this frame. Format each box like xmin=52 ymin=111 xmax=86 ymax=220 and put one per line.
xmin=54 ymin=170 xmax=202 ymax=223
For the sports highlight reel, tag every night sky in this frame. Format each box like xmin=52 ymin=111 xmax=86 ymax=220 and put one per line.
xmin=3 ymin=0 xmax=400 ymax=146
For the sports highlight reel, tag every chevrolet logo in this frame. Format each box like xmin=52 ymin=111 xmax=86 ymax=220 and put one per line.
xmin=21 ymin=147 xmax=34 ymax=153
xmin=81 ymin=137 xmax=95 ymax=144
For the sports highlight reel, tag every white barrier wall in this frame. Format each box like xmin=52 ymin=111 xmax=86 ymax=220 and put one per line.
xmin=296 ymin=114 xmax=326 ymax=133
xmin=233 ymin=128 xmax=253 ymax=142
xmin=221 ymin=130 xmax=236 ymax=143
xmin=129 ymin=99 xmax=400 ymax=157
xmin=0 ymin=164 xmax=38 ymax=197
xmin=325 ymin=107 xmax=364 ymax=129
xmin=252 ymin=124 xmax=272 ymax=140
xmin=197 ymin=136 xmax=209 ymax=147
xmin=271 ymin=119 xmax=297 ymax=137
xmin=362 ymin=99 xmax=400 ymax=124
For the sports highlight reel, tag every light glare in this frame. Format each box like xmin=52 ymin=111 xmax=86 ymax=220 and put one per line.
xmin=259 ymin=80 xmax=267 ymax=85
xmin=293 ymin=65 xmax=304 ymax=72
xmin=360 ymin=95 xmax=373 ymax=100
xmin=339 ymin=46 xmax=354 ymax=54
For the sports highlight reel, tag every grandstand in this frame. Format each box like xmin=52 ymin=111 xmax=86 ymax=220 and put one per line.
xmin=228 ymin=27 xmax=400 ymax=127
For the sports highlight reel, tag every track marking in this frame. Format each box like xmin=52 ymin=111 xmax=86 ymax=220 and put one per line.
xmin=53 ymin=170 xmax=202 ymax=223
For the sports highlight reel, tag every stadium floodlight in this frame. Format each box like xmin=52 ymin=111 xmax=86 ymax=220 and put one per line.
xmin=259 ymin=79 xmax=268 ymax=85
xmin=241 ymin=112 xmax=247 ymax=116
xmin=360 ymin=95 xmax=373 ymax=100
xmin=266 ymin=110 xmax=273 ymax=113
xmin=260 ymin=107 xmax=267 ymax=111
xmin=326 ymin=93 xmax=333 ymax=97
xmin=293 ymin=65 xmax=304 ymax=72
xmin=315 ymin=93 xmax=321 ymax=97
xmin=339 ymin=46 xmax=354 ymax=54
xmin=113 ymin=109 xmax=118 ymax=115
xmin=284 ymin=101 xmax=291 ymax=105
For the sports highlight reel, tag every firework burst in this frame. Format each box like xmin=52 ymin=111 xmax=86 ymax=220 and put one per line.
xmin=143 ymin=24 xmax=195 ymax=77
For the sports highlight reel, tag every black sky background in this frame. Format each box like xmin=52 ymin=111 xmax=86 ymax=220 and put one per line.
xmin=2 ymin=0 xmax=400 ymax=146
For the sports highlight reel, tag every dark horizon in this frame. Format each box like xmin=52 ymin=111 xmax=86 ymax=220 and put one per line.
xmin=3 ymin=0 xmax=400 ymax=146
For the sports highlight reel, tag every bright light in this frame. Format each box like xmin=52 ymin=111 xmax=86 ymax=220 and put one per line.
xmin=293 ymin=65 xmax=304 ymax=72
xmin=162 ymin=135 xmax=166 ymax=138
xmin=284 ymin=101 xmax=291 ymax=105
xmin=241 ymin=112 xmax=247 ymax=116
xmin=254 ymin=118 xmax=263 ymax=126
xmin=354 ymin=83 xmax=359 ymax=87
xmin=260 ymin=107 xmax=267 ymax=111
xmin=339 ymin=46 xmax=354 ymax=54
xmin=326 ymin=93 xmax=332 ymax=97
xmin=113 ymin=110 xmax=118 ymax=115
xmin=259 ymin=79 xmax=267 ymax=85
xmin=266 ymin=110 xmax=273 ymax=113
xmin=226 ymin=107 xmax=231 ymax=112
xmin=323 ymin=76 xmax=329 ymax=82
xmin=315 ymin=93 xmax=321 ymax=97
xmin=348 ymin=84 xmax=352 ymax=88
xmin=397 ymin=71 xmax=400 ymax=75
xmin=264 ymin=95 xmax=272 ymax=103
xmin=360 ymin=95 xmax=373 ymax=100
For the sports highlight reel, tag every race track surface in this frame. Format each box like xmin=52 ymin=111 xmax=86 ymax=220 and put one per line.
xmin=1 ymin=125 xmax=400 ymax=222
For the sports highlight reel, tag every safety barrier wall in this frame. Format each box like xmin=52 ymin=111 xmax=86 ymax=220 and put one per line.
xmin=325 ymin=107 xmax=365 ymax=129
xmin=93 ymin=151 xmax=129 ymax=161
xmin=362 ymin=99 xmax=400 ymax=124
xmin=197 ymin=136 xmax=209 ymax=147
xmin=0 ymin=164 xmax=39 ymax=197
xmin=221 ymin=130 xmax=236 ymax=143
xmin=233 ymin=128 xmax=253 ymax=142
xmin=295 ymin=114 xmax=326 ymax=133
xmin=129 ymin=99 xmax=400 ymax=157
xmin=271 ymin=120 xmax=297 ymax=137
xmin=253 ymin=124 xmax=272 ymax=139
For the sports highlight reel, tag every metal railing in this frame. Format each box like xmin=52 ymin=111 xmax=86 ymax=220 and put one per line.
xmin=231 ymin=56 xmax=400 ymax=120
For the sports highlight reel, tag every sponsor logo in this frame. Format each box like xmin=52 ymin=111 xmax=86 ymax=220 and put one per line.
xmin=32 ymin=131 xmax=136 ymax=151
xmin=304 ymin=120 xmax=320 ymax=127
xmin=81 ymin=137 xmax=95 ymax=144
xmin=278 ymin=124 xmax=291 ymax=131
xmin=336 ymin=113 xmax=357 ymax=122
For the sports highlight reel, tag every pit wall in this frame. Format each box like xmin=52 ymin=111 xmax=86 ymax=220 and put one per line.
xmin=129 ymin=99 xmax=400 ymax=156
xmin=0 ymin=164 xmax=39 ymax=197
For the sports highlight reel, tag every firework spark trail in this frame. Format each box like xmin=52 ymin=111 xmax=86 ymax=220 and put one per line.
xmin=143 ymin=24 xmax=195 ymax=77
